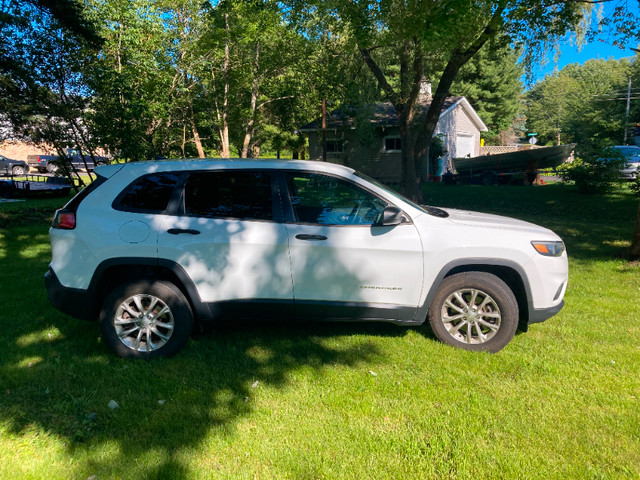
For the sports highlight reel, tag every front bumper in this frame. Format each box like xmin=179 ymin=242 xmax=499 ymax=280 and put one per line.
xmin=529 ymin=300 xmax=564 ymax=324
xmin=45 ymin=268 xmax=98 ymax=321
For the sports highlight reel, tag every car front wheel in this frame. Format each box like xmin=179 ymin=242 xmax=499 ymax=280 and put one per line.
xmin=100 ymin=280 xmax=194 ymax=358
xmin=426 ymin=272 xmax=518 ymax=353
xmin=12 ymin=165 xmax=25 ymax=176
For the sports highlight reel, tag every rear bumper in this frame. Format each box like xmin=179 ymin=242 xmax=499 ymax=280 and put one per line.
xmin=45 ymin=268 xmax=98 ymax=321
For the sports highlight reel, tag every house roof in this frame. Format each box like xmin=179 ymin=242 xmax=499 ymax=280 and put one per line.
xmin=298 ymin=96 xmax=487 ymax=132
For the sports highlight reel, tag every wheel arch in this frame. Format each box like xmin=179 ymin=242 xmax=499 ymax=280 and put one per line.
xmin=419 ymin=259 xmax=533 ymax=332
xmin=88 ymin=258 xmax=213 ymax=326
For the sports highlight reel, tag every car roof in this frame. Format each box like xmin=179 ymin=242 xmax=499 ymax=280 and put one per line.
xmin=612 ymin=145 xmax=640 ymax=151
xmin=95 ymin=158 xmax=357 ymax=178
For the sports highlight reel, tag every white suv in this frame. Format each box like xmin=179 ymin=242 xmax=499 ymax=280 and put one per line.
xmin=45 ymin=159 xmax=568 ymax=358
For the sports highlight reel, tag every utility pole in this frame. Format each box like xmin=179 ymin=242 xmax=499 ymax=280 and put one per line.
xmin=624 ymin=78 xmax=632 ymax=145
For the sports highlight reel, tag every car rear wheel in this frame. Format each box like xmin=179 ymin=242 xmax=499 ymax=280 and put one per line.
xmin=426 ymin=272 xmax=518 ymax=353
xmin=100 ymin=280 xmax=194 ymax=359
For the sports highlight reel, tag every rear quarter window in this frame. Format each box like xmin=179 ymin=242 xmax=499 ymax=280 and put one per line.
xmin=61 ymin=174 xmax=108 ymax=213
xmin=113 ymin=173 xmax=181 ymax=213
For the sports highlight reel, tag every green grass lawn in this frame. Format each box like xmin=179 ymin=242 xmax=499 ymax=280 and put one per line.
xmin=1 ymin=184 xmax=639 ymax=479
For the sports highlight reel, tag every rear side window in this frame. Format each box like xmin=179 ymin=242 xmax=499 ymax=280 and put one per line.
xmin=184 ymin=171 xmax=273 ymax=220
xmin=114 ymin=173 xmax=180 ymax=213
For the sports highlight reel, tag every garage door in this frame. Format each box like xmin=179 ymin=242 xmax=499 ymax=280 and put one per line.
xmin=455 ymin=134 xmax=474 ymax=158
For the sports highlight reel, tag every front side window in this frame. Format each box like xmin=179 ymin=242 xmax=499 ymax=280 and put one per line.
xmin=286 ymin=173 xmax=387 ymax=225
xmin=184 ymin=171 xmax=273 ymax=220
xmin=616 ymin=146 xmax=640 ymax=160
xmin=115 ymin=173 xmax=180 ymax=213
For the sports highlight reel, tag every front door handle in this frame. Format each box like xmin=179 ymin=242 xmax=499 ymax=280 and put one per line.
xmin=167 ymin=228 xmax=201 ymax=235
xmin=295 ymin=234 xmax=327 ymax=241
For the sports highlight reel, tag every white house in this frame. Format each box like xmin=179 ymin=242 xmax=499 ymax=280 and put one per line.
xmin=299 ymin=87 xmax=488 ymax=185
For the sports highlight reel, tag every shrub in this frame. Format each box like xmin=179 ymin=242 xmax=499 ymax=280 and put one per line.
xmin=557 ymin=149 xmax=625 ymax=194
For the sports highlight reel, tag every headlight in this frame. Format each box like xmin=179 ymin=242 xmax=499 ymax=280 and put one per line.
xmin=531 ymin=241 xmax=565 ymax=257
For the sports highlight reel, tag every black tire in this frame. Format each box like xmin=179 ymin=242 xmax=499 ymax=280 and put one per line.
xmin=426 ymin=272 xmax=518 ymax=353
xmin=100 ymin=280 xmax=194 ymax=359
xmin=481 ymin=171 xmax=497 ymax=186
xmin=12 ymin=165 xmax=25 ymax=176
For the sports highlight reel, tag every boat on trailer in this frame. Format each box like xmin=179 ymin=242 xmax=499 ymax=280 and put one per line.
xmin=451 ymin=143 xmax=576 ymax=185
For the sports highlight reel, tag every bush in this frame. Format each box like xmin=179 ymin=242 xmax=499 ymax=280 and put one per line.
xmin=557 ymin=149 xmax=626 ymax=194
xmin=630 ymin=176 xmax=640 ymax=197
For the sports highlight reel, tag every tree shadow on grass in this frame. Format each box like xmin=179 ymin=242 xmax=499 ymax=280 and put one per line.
xmin=0 ymin=223 xmax=408 ymax=478
xmin=1 ymin=316 xmax=403 ymax=478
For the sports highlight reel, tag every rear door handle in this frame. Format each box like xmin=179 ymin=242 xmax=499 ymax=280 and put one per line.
xmin=295 ymin=234 xmax=327 ymax=241
xmin=167 ymin=228 xmax=200 ymax=235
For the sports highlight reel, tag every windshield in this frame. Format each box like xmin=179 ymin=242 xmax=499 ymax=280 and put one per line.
xmin=614 ymin=146 xmax=640 ymax=158
xmin=354 ymin=172 xmax=427 ymax=213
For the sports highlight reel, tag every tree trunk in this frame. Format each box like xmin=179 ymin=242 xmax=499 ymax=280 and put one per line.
xmin=630 ymin=198 xmax=640 ymax=259
xmin=181 ymin=123 xmax=186 ymax=158
xmin=359 ymin=42 xmax=424 ymax=202
xmin=357 ymin=5 xmax=506 ymax=202
xmin=399 ymin=124 xmax=422 ymax=202
xmin=241 ymin=41 xmax=260 ymax=158
xmin=189 ymin=102 xmax=205 ymax=158
xmin=219 ymin=13 xmax=231 ymax=158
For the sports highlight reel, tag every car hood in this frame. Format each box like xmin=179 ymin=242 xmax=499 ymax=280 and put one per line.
xmin=439 ymin=208 xmax=558 ymax=237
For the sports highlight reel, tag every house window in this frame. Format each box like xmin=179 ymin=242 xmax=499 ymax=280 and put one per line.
xmin=384 ymin=136 xmax=401 ymax=152
xmin=326 ymin=139 xmax=344 ymax=154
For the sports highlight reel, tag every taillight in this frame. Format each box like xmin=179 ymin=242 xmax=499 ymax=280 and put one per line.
xmin=52 ymin=209 xmax=76 ymax=229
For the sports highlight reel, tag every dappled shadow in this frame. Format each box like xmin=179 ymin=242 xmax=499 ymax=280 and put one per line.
xmin=0 ymin=210 xmax=410 ymax=478
xmin=4 ymin=182 xmax=637 ymax=476
xmin=422 ymin=183 xmax=640 ymax=261
xmin=1 ymin=318 xmax=395 ymax=478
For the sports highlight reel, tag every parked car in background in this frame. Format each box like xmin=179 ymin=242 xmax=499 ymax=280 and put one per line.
xmin=0 ymin=154 xmax=29 ymax=176
xmin=601 ymin=145 xmax=640 ymax=180
xmin=27 ymin=148 xmax=109 ymax=173
xmin=45 ymin=159 xmax=568 ymax=358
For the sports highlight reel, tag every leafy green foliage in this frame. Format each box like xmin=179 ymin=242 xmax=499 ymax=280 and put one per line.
xmin=428 ymin=135 xmax=446 ymax=177
xmin=450 ymin=38 xmax=524 ymax=140
xmin=526 ymin=58 xmax=633 ymax=154
xmin=629 ymin=176 xmax=640 ymax=197
xmin=556 ymin=149 xmax=626 ymax=194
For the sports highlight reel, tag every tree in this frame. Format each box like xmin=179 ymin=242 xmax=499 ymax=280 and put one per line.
xmin=201 ymin=0 xmax=319 ymax=158
xmin=526 ymin=58 xmax=632 ymax=155
xmin=451 ymin=39 xmax=524 ymax=144
xmin=625 ymin=54 xmax=640 ymax=259
xmin=0 ymin=1 xmax=103 ymax=186
xmin=526 ymin=72 xmax=581 ymax=146
xmin=287 ymin=0 xmax=590 ymax=201
xmin=85 ymin=0 xmax=174 ymax=162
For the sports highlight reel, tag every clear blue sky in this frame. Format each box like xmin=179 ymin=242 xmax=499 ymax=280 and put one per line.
xmin=528 ymin=1 xmax=639 ymax=84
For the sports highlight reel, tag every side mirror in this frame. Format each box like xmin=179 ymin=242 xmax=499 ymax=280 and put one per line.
xmin=380 ymin=205 xmax=404 ymax=226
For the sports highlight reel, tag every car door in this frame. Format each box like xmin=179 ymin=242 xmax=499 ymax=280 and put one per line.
xmin=281 ymin=171 xmax=424 ymax=321
xmin=157 ymin=170 xmax=293 ymax=320
xmin=0 ymin=155 xmax=9 ymax=175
